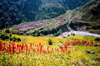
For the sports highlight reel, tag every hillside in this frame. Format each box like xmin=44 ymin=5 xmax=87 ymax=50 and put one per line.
xmin=11 ymin=0 xmax=100 ymax=36
xmin=12 ymin=10 xmax=79 ymax=36
xmin=79 ymin=0 xmax=100 ymax=21
xmin=72 ymin=0 xmax=100 ymax=34
xmin=0 ymin=0 xmax=90 ymax=29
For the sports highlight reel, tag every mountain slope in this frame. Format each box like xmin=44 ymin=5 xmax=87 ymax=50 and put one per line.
xmin=79 ymin=0 xmax=100 ymax=21
xmin=11 ymin=0 xmax=100 ymax=36
xmin=0 ymin=0 xmax=90 ymax=29
xmin=0 ymin=0 xmax=42 ymax=29
xmin=72 ymin=0 xmax=100 ymax=34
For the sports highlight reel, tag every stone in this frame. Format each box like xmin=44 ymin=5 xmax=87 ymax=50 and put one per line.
xmin=90 ymin=51 xmax=95 ymax=54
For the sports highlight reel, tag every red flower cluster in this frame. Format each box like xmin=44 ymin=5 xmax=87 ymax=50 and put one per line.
xmin=61 ymin=45 xmax=67 ymax=53
xmin=0 ymin=41 xmax=68 ymax=54
xmin=65 ymin=39 xmax=93 ymax=46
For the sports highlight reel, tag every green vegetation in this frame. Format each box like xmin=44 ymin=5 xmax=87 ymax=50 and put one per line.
xmin=31 ymin=26 xmax=63 ymax=37
xmin=48 ymin=39 xmax=53 ymax=45
xmin=0 ymin=0 xmax=90 ymax=29
xmin=0 ymin=33 xmax=9 ymax=40
xmin=0 ymin=35 xmax=100 ymax=66
xmin=95 ymin=37 xmax=100 ymax=41
xmin=0 ymin=32 xmax=21 ymax=42
xmin=86 ymin=23 xmax=100 ymax=34
xmin=12 ymin=30 xmax=19 ymax=34
xmin=80 ymin=0 xmax=100 ymax=21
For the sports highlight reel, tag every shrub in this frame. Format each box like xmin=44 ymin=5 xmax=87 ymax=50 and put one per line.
xmin=10 ymin=37 xmax=13 ymax=41
xmin=63 ymin=36 xmax=66 ymax=38
xmin=95 ymin=37 xmax=100 ymax=41
xmin=17 ymin=38 xmax=21 ymax=42
xmin=1 ymin=34 xmax=5 ymax=40
xmin=12 ymin=30 xmax=19 ymax=34
xmin=4 ymin=35 xmax=9 ymax=40
xmin=5 ymin=29 xmax=10 ymax=33
xmin=9 ymin=34 xmax=12 ymax=37
xmin=48 ymin=39 xmax=53 ymax=45
xmin=67 ymin=34 xmax=70 ymax=36
xmin=0 ymin=32 xmax=21 ymax=41
xmin=18 ymin=31 xmax=24 ymax=35
xmin=0 ymin=33 xmax=7 ymax=40
xmin=11 ymin=36 xmax=17 ymax=41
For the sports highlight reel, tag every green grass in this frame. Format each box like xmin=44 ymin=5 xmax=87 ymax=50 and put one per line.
xmin=68 ymin=35 xmax=96 ymax=40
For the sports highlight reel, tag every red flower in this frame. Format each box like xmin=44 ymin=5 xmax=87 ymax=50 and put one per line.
xmin=40 ymin=45 xmax=43 ymax=52
xmin=30 ymin=43 xmax=32 ymax=49
xmin=43 ymin=50 xmax=46 ymax=54
xmin=65 ymin=45 xmax=67 ymax=52
xmin=39 ymin=43 xmax=41 ymax=46
xmin=8 ymin=44 xmax=11 ymax=53
xmin=47 ymin=47 xmax=49 ymax=53
xmin=57 ymin=49 xmax=59 ymax=51
xmin=0 ymin=42 xmax=3 ymax=51
xmin=61 ymin=46 xmax=63 ymax=50
xmin=25 ymin=44 xmax=28 ymax=50
xmin=3 ymin=43 xmax=6 ymax=50
xmin=61 ymin=46 xmax=65 ymax=53
xmin=28 ymin=49 xmax=30 ymax=54
xmin=51 ymin=48 xmax=54 ymax=52
xmin=21 ymin=43 xmax=25 ymax=51
xmin=12 ymin=42 xmax=16 ymax=54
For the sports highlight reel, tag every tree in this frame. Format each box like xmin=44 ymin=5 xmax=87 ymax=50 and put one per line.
xmin=48 ymin=39 xmax=53 ymax=45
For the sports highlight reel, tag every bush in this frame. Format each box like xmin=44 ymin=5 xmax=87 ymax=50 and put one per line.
xmin=12 ymin=36 xmax=17 ymax=41
xmin=4 ymin=35 xmax=9 ymax=40
xmin=9 ymin=34 xmax=12 ymax=37
xmin=12 ymin=30 xmax=19 ymax=34
xmin=63 ymin=36 xmax=66 ymax=38
xmin=5 ymin=29 xmax=10 ymax=33
xmin=17 ymin=38 xmax=21 ymax=42
xmin=67 ymin=34 xmax=70 ymax=36
xmin=18 ymin=32 xmax=24 ymax=35
xmin=0 ymin=34 xmax=5 ymax=40
xmin=10 ymin=37 xmax=13 ymax=41
xmin=95 ymin=37 xmax=100 ymax=41
xmin=48 ymin=39 xmax=53 ymax=45
xmin=0 ymin=33 xmax=8 ymax=40
xmin=0 ymin=32 xmax=21 ymax=42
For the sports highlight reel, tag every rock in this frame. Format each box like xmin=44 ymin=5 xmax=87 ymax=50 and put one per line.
xmin=90 ymin=51 xmax=95 ymax=54
xmin=78 ymin=61 xmax=85 ymax=66
xmin=86 ymin=51 xmax=95 ymax=54
xmin=89 ymin=59 xmax=95 ymax=63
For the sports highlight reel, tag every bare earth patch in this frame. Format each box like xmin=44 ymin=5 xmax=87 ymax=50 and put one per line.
xmin=12 ymin=21 xmax=50 ymax=31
